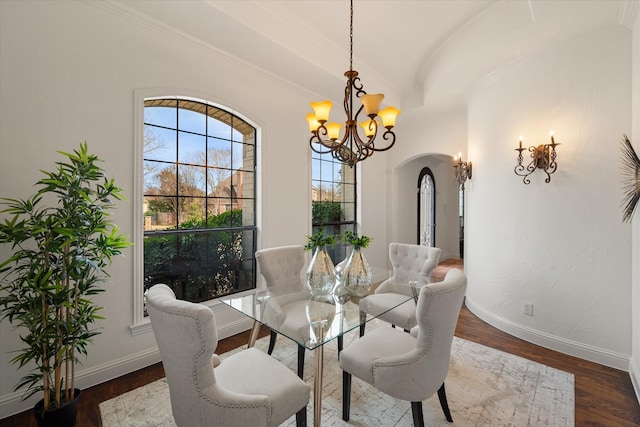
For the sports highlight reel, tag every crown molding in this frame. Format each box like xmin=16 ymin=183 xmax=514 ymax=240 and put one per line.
xmin=619 ymin=0 xmax=640 ymax=29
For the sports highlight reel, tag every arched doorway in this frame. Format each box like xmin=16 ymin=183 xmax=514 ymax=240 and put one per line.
xmin=417 ymin=168 xmax=435 ymax=246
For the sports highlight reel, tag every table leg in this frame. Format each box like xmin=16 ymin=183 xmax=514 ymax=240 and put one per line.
xmin=247 ymin=320 xmax=261 ymax=348
xmin=313 ymin=345 xmax=324 ymax=427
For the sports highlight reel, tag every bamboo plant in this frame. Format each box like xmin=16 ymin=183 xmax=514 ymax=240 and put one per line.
xmin=0 ymin=142 xmax=131 ymax=413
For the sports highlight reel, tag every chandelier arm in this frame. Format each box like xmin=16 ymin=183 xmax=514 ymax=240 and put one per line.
xmin=349 ymin=122 xmax=372 ymax=147
xmin=351 ymin=76 xmax=365 ymax=97
xmin=375 ymin=129 xmax=397 ymax=152
xmin=332 ymin=122 xmax=356 ymax=153
xmin=343 ymin=76 xmax=353 ymax=121
xmin=310 ymin=125 xmax=348 ymax=155
xmin=350 ymin=133 xmax=374 ymax=161
xmin=344 ymin=74 xmax=366 ymax=123
xmin=357 ymin=127 xmax=396 ymax=153
xmin=310 ymin=139 xmax=335 ymax=154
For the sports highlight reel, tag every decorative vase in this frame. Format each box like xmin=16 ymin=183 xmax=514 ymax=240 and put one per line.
xmin=343 ymin=248 xmax=373 ymax=297
xmin=33 ymin=389 xmax=81 ymax=427
xmin=332 ymin=249 xmax=351 ymax=303
xmin=306 ymin=246 xmax=337 ymax=296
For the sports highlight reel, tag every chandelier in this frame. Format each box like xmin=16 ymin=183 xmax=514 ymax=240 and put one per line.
xmin=305 ymin=0 xmax=400 ymax=167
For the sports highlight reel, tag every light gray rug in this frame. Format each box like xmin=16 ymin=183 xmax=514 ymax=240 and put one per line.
xmin=100 ymin=323 xmax=574 ymax=426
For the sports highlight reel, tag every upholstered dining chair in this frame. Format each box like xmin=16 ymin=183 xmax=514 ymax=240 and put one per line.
xmin=256 ymin=245 xmax=344 ymax=379
xmin=255 ymin=245 xmax=310 ymax=378
xmin=147 ymin=284 xmax=310 ymax=427
xmin=339 ymin=268 xmax=467 ymax=427
xmin=358 ymin=243 xmax=441 ymax=336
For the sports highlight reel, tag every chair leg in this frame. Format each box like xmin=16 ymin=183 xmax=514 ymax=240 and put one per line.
xmin=342 ymin=371 xmax=352 ymax=421
xmin=359 ymin=310 xmax=367 ymax=337
xmin=338 ymin=335 xmax=343 ymax=357
xmin=411 ymin=401 xmax=425 ymax=427
xmin=267 ymin=330 xmax=277 ymax=355
xmin=295 ymin=405 xmax=307 ymax=427
xmin=297 ymin=345 xmax=305 ymax=379
xmin=437 ymin=382 xmax=453 ymax=422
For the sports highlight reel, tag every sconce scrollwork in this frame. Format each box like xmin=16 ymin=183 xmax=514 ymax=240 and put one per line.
xmin=514 ymin=132 xmax=560 ymax=184
xmin=453 ymin=152 xmax=472 ymax=190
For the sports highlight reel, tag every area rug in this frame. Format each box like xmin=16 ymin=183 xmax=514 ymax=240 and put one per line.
xmin=100 ymin=323 xmax=574 ymax=426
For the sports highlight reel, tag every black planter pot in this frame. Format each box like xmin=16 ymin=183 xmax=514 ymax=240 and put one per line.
xmin=33 ymin=389 xmax=81 ymax=427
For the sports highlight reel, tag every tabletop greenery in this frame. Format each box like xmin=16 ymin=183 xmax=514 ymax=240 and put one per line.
xmin=304 ymin=228 xmax=338 ymax=251
xmin=341 ymin=230 xmax=372 ymax=250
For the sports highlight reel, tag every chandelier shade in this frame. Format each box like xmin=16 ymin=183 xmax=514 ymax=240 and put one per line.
xmin=305 ymin=0 xmax=400 ymax=167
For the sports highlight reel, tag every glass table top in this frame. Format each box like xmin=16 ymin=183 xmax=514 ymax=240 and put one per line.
xmin=220 ymin=285 xmax=417 ymax=350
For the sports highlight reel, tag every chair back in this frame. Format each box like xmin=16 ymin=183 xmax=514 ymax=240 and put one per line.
xmin=383 ymin=243 xmax=441 ymax=293
xmin=256 ymin=245 xmax=306 ymax=295
xmin=414 ymin=268 xmax=467 ymax=394
xmin=146 ymin=284 xmax=218 ymax=426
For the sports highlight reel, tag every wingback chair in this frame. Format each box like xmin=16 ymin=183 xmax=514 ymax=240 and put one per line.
xmin=146 ymin=284 xmax=310 ymax=427
xmin=358 ymin=243 xmax=441 ymax=336
xmin=257 ymin=245 xmax=346 ymax=378
xmin=340 ymin=268 xmax=467 ymax=427
xmin=255 ymin=245 xmax=310 ymax=378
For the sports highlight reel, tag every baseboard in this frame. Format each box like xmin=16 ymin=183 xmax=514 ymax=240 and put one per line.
xmin=0 ymin=315 xmax=254 ymax=419
xmin=465 ymin=296 xmax=630 ymax=371
xmin=630 ymin=357 xmax=640 ymax=405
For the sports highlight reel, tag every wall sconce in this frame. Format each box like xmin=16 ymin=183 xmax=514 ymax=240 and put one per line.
xmin=514 ymin=131 xmax=560 ymax=184
xmin=453 ymin=152 xmax=472 ymax=190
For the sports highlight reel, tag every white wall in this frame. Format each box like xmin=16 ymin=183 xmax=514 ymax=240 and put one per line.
xmin=0 ymin=1 xmax=353 ymax=416
xmin=466 ymin=26 xmax=632 ymax=369
xmin=631 ymin=6 xmax=640 ymax=402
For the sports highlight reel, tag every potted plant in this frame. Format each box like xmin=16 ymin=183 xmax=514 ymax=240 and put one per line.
xmin=340 ymin=231 xmax=373 ymax=297
xmin=0 ymin=142 xmax=131 ymax=426
xmin=304 ymin=229 xmax=338 ymax=296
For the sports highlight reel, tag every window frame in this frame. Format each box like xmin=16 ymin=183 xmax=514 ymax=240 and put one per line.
xmin=131 ymin=91 xmax=259 ymax=333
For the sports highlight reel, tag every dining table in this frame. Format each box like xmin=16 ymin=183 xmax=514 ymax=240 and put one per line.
xmin=219 ymin=282 xmax=419 ymax=427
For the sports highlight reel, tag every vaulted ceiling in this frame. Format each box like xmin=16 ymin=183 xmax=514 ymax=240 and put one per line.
xmin=112 ymin=0 xmax=631 ymax=113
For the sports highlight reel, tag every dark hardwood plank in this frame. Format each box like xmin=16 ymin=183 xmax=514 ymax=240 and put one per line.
xmin=2 ymin=259 xmax=638 ymax=426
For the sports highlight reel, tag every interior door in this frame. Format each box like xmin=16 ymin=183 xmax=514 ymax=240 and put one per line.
xmin=418 ymin=168 xmax=435 ymax=247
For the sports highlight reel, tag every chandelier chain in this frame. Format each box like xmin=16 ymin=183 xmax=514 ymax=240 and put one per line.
xmin=349 ymin=0 xmax=353 ymax=72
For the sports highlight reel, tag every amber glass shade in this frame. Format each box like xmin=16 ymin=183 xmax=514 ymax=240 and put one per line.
xmin=361 ymin=94 xmax=384 ymax=117
xmin=379 ymin=106 xmax=400 ymax=128
xmin=325 ymin=122 xmax=342 ymax=140
xmin=306 ymin=113 xmax=321 ymax=133
xmin=310 ymin=100 xmax=333 ymax=123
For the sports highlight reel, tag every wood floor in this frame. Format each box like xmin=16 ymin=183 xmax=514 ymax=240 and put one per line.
xmin=2 ymin=259 xmax=639 ymax=426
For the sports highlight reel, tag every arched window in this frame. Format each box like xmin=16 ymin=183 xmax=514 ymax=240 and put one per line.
xmin=141 ymin=97 xmax=257 ymax=310
xmin=418 ymin=168 xmax=435 ymax=246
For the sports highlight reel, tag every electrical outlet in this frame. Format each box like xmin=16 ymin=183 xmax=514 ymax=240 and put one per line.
xmin=523 ymin=302 xmax=534 ymax=316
